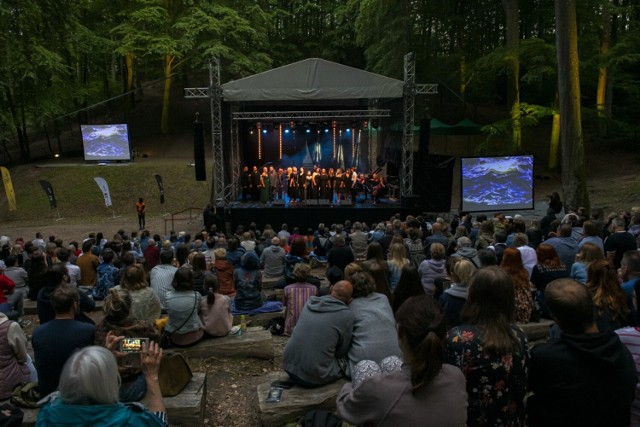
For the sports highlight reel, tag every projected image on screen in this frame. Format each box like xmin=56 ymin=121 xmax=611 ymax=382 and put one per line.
xmin=461 ymin=155 xmax=534 ymax=212
xmin=81 ymin=124 xmax=131 ymax=161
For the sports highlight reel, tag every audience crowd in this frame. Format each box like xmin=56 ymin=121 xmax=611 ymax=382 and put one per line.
xmin=1 ymin=200 xmax=640 ymax=426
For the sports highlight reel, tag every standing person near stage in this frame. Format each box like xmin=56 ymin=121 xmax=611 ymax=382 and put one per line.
xmin=260 ymin=167 xmax=269 ymax=203
xmin=288 ymin=167 xmax=297 ymax=202
xmin=135 ymin=198 xmax=145 ymax=231
xmin=305 ymin=170 xmax=314 ymax=200
xmin=312 ymin=167 xmax=320 ymax=199
xmin=328 ymin=168 xmax=336 ymax=202
xmin=277 ymin=167 xmax=286 ymax=200
xmin=319 ymin=168 xmax=330 ymax=200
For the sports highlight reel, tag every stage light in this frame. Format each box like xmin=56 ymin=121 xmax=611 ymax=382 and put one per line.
xmin=54 ymin=153 xmax=60 ymax=158
xmin=306 ymin=129 xmax=311 ymax=134
xmin=250 ymin=130 xmax=254 ymax=135
xmin=346 ymin=128 xmax=351 ymax=133
xmin=284 ymin=129 xmax=290 ymax=134
xmin=325 ymin=128 xmax=330 ymax=133
xmin=262 ymin=129 xmax=267 ymax=134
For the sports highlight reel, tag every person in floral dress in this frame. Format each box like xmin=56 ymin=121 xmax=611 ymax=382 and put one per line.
xmin=445 ymin=266 xmax=530 ymax=427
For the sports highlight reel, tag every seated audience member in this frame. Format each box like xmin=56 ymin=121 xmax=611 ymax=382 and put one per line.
xmin=587 ymin=259 xmax=629 ymax=331
xmin=165 ymin=267 xmax=203 ymax=347
xmin=424 ymin=222 xmax=449 ymax=257
xmin=115 ymin=263 xmax=161 ymax=322
xmin=616 ymin=280 xmax=640 ymax=426
xmin=36 ymin=343 xmax=167 ymax=427
xmin=327 ymin=236 xmax=355 ymax=274
xmin=514 ymin=233 xmax=537 ymax=276
xmin=95 ymin=289 xmax=160 ymax=402
xmin=32 ymin=284 xmax=96 ymax=396
xmin=528 ymin=279 xmax=636 ymax=426
xmin=347 ymin=271 xmax=401 ymax=376
xmin=530 ymin=243 xmax=570 ymax=318
xmin=474 ymin=220 xmax=495 ymax=250
xmin=259 ymin=237 xmax=286 ymax=288
xmin=392 ymin=265 xmax=423 ymax=313
xmin=417 ymin=242 xmax=447 ymax=296
xmin=621 ymin=250 xmax=640 ymax=296
xmin=545 ymin=223 xmax=580 ymax=270
xmin=150 ymin=249 xmax=178 ymax=309
xmin=579 ymin=220 xmax=604 ymax=252
xmin=477 ymin=248 xmax=498 ymax=267
xmin=234 ymin=252 xmax=264 ymax=311
xmin=361 ymin=241 xmax=388 ymax=274
xmin=226 ymin=238 xmax=245 ymax=268
xmin=366 ymin=261 xmax=392 ymax=302
xmin=4 ymin=256 xmax=29 ymax=300
xmin=76 ymin=239 xmax=99 ymax=288
xmin=336 ymin=294 xmax=467 ymax=427
xmin=0 ymin=260 xmax=23 ymax=321
xmin=199 ymin=275 xmax=233 ymax=337
xmin=283 ymin=281 xmax=354 ymax=387
xmin=403 ymin=227 xmax=425 ymax=267
xmin=439 ymin=258 xmax=474 ymax=327
xmin=605 ymin=217 xmax=637 ymax=269
xmin=38 ymin=266 xmax=95 ymax=324
xmin=450 ymin=237 xmax=481 ymax=268
xmin=283 ymin=263 xmax=318 ymax=336
xmin=500 ymin=248 xmax=534 ymax=324
xmin=191 ymin=252 xmax=213 ymax=296
xmin=213 ymin=248 xmax=235 ymax=297
xmin=570 ymin=242 xmax=604 ymax=285
xmin=143 ymin=239 xmax=160 ymax=270
xmin=350 ymin=222 xmax=369 ymax=261
xmin=388 ymin=242 xmax=410 ymax=291
xmin=446 ymin=267 xmax=529 ymax=427
xmin=0 ymin=310 xmax=37 ymax=399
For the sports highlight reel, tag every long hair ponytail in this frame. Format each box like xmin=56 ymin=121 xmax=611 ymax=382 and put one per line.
xmin=396 ymin=295 xmax=446 ymax=392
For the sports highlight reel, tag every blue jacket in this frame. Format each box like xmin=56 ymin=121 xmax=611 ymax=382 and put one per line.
xmin=37 ymin=398 xmax=165 ymax=427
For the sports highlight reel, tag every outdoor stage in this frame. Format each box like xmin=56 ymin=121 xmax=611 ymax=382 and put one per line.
xmin=227 ymin=195 xmax=403 ymax=232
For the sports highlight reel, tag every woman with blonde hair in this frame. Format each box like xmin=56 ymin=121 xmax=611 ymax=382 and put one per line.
xmin=439 ymin=258 xmax=474 ymax=327
xmin=587 ymin=259 xmax=629 ymax=331
xmin=388 ymin=243 xmax=410 ymax=291
xmin=417 ymin=242 xmax=447 ymax=296
xmin=115 ymin=264 xmax=161 ymax=322
xmin=570 ymin=242 xmax=604 ymax=285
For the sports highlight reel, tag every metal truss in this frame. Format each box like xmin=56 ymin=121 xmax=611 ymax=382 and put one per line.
xmin=184 ymin=57 xmax=227 ymax=206
xmin=229 ymin=107 xmax=240 ymax=201
xmin=402 ymin=53 xmax=438 ymax=197
xmin=231 ymin=110 xmax=390 ymax=121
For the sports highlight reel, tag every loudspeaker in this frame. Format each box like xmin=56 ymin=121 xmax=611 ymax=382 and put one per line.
xmin=193 ymin=122 xmax=206 ymax=181
xmin=401 ymin=195 xmax=423 ymax=212
xmin=306 ymin=199 xmax=318 ymax=206
xmin=418 ymin=117 xmax=431 ymax=162
xmin=413 ymin=154 xmax=455 ymax=212
xmin=318 ymin=199 xmax=330 ymax=206
xmin=272 ymin=199 xmax=285 ymax=206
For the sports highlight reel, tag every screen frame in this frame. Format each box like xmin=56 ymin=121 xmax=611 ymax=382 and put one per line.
xmin=81 ymin=124 xmax=132 ymax=162
xmin=459 ymin=154 xmax=535 ymax=213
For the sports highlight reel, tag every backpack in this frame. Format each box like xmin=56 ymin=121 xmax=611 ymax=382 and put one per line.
xmin=405 ymin=239 xmax=426 ymax=267
xmin=266 ymin=317 xmax=285 ymax=335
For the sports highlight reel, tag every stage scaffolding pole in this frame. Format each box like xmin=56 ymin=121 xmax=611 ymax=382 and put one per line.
xmin=230 ymin=106 xmax=240 ymax=201
xmin=402 ymin=52 xmax=438 ymax=198
xmin=184 ymin=57 xmax=227 ymax=207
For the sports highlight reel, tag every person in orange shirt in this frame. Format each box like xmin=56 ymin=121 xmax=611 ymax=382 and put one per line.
xmin=136 ymin=198 xmax=146 ymax=230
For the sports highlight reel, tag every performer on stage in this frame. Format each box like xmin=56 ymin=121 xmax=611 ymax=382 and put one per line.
xmin=335 ymin=168 xmax=345 ymax=201
xmin=240 ymin=165 xmax=250 ymax=202
xmin=288 ymin=167 xmax=297 ymax=202
xmin=277 ymin=168 xmax=286 ymax=200
xmin=305 ymin=170 xmax=313 ymax=200
xmin=250 ymin=165 xmax=261 ymax=201
xmin=260 ymin=167 xmax=269 ymax=203
xmin=319 ymin=168 xmax=330 ymax=200
xmin=268 ymin=166 xmax=277 ymax=202
xmin=299 ymin=167 xmax=306 ymax=202
xmin=328 ymin=168 xmax=336 ymax=202
xmin=344 ymin=169 xmax=353 ymax=201
xmin=311 ymin=167 xmax=320 ymax=199
xmin=371 ymin=173 xmax=386 ymax=204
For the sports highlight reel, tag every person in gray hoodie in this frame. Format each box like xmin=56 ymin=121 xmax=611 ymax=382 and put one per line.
xmin=259 ymin=236 xmax=286 ymax=287
xmin=450 ymin=237 xmax=481 ymax=268
xmin=283 ymin=281 xmax=354 ymax=387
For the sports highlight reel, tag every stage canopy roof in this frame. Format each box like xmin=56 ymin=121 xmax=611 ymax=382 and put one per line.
xmin=221 ymin=58 xmax=404 ymax=102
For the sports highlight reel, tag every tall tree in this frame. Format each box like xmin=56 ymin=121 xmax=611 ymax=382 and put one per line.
xmin=502 ymin=0 xmax=522 ymax=150
xmin=555 ymin=0 xmax=590 ymax=211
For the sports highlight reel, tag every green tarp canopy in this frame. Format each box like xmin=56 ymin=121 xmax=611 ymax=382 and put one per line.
xmin=390 ymin=118 xmax=482 ymax=135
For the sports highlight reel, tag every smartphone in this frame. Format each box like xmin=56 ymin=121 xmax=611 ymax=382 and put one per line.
xmin=266 ymin=386 xmax=283 ymax=403
xmin=119 ymin=338 xmax=149 ymax=353
xmin=271 ymin=380 xmax=294 ymax=389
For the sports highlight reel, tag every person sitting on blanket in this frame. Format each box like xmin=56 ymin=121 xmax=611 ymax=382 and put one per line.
xmin=283 ymin=280 xmax=354 ymax=387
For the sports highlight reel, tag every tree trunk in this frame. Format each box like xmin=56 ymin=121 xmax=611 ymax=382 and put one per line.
xmin=4 ymin=87 xmax=28 ymax=161
xmin=555 ymin=0 xmax=590 ymax=212
xmin=549 ymin=112 xmax=560 ymax=169
xmin=126 ymin=52 xmax=134 ymax=109
xmin=161 ymin=53 xmax=173 ymax=135
xmin=596 ymin=3 xmax=610 ymax=137
xmin=502 ymin=0 xmax=521 ymax=150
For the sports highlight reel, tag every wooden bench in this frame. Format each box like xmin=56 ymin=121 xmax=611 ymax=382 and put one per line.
xmin=174 ymin=328 xmax=274 ymax=360
xmin=17 ymin=372 xmax=207 ymax=427
xmin=24 ymin=300 xmax=104 ymax=315
xmin=518 ymin=319 xmax=554 ymax=342
xmin=232 ymin=308 xmax=285 ymax=328
xmin=257 ymin=371 xmax=347 ymax=427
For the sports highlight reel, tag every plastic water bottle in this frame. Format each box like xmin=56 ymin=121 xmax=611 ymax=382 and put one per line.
xmin=240 ymin=315 xmax=247 ymax=333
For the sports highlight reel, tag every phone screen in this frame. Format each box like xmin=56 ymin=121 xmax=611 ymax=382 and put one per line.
xmin=120 ymin=338 xmax=148 ymax=353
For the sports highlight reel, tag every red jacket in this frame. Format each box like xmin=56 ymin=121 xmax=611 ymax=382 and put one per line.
xmin=0 ymin=275 xmax=15 ymax=305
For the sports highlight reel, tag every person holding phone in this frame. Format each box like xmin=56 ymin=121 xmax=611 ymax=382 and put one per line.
xmin=37 ymin=338 xmax=167 ymax=427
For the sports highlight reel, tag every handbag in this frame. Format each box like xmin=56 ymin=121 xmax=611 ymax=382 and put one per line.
xmin=158 ymin=351 xmax=193 ymax=397
xmin=10 ymin=383 xmax=40 ymax=409
xmin=160 ymin=292 xmax=199 ymax=349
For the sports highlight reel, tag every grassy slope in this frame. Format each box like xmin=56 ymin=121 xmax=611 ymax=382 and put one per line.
xmin=0 ymin=160 xmax=211 ymax=223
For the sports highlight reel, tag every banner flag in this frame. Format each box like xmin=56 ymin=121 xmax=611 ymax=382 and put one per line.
xmin=154 ymin=174 xmax=165 ymax=204
xmin=38 ymin=180 xmax=57 ymax=209
xmin=0 ymin=167 xmax=17 ymax=211
xmin=94 ymin=177 xmax=113 ymax=207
